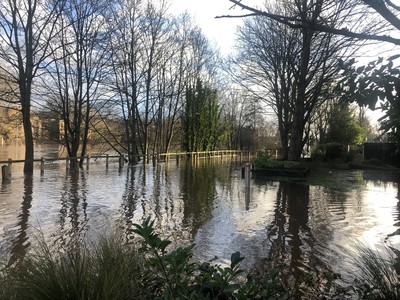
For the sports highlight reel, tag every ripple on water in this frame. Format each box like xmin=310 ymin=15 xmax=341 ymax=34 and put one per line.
xmin=0 ymin=157 xmax=400 ymax=296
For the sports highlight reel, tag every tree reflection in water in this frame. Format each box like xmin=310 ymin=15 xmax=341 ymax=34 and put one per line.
xmin=264 ymin=181 xmax=334 ymax=298
xmin=55 ymin=170 xmax=88 ymax=249
xmin=8 ymin=175 xmax=33 ymax=266
xmin=180 ymin=161 xmax=218 ymax=239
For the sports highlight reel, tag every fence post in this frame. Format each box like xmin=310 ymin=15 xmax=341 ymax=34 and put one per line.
xmin=7 ymin=158 xmax=12 ymax=176
xmin=40 ymin=157 xmax=45 ymax=174
xmin=2 ymin=165 xmax=9 ymax=181
xmin=106 ymin=154 xmax=109 ymax=169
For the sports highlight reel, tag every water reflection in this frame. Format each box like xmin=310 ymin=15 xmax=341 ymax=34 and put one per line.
xmin=8 ymin=175 xmax=33 ymax=265
xmin=55 ymin=171 xmax=89 ymax=248
xmin=263 ymin=182 xmax=315 ymax=297
xmin=1 ymin=155 xmax=400 ymax=296
xmin=180 ymin=161 xmax=218 ymax=239
xmin=121 ymin=167 xmax=138 ymax=237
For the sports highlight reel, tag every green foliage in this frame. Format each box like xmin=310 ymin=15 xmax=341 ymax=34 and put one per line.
xmin=325 ymin=142 xmax=345 ymax=161
xmin=325 ymin=103 xmax=366 ymax=145
xmin=132 ymin=217 xmax=255 ymax=299
xmin=5 ymin=220 xmax=397 ymax=299
xmin=253 ymin=151 xmax=300 ymax=170
xmin=311 ymin=143 xmax=348 ymax=161
xmin=183 ymin=79 xmax=228 ymax=152
xmin=337 ymin=57 xmax=400 ymax=144
xmin=311 ymin=144 xmax=326 ymax=160
xmin=252 ymin=150 xmax=272 ymax=170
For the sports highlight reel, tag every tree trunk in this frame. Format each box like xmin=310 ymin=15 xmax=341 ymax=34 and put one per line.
xmin=288 ymin=24 xmax=313 ymax=161
xmin=22 ymin=104 xmax=34 ymax=174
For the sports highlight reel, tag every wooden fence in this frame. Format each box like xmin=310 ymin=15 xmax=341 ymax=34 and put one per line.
xmin=0 ymin=150 xmax=251 ymax=180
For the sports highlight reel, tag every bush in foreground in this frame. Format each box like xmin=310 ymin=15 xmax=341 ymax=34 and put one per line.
xmin=0 ymin=219 xmax=285 ymax=300
xmin=2 ymin=219 xmax=400 ymax=299
xmin=0 ymin=236 xmax=146 ymax=300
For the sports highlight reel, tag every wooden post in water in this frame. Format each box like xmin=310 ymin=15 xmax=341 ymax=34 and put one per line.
xmin=245 ymin=162 xmax=251 ymax=211
xmin=119 ymin=156 xmax=124 ymax=169
xmin=106 ymin=154 xmax=109 ymax=169
xmin=176 ymin=154 xmax=180 ymax=165
xmin=40 ymin=157 xmax=45 ymax=174
xmin=86 ymin=156 xmax=90 ymax=170
xmin=245 ymin=162 xmax=251 ymax=188
xmin=66 ymin=157 xmax=70 ymax=171
xmin=7 ymin=158 xmax=12 ymax=176
xmin=2 ymin=165 xmax=9 ymax=181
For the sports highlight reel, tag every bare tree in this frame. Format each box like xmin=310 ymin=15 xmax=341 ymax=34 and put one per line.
xmin=0 ymin=0 xmax=63 ymax=173
xmin=221 ymin=89 xmax=263 ymax=150
xmin=108 ymin=1 xmax=220 ymax=162
xmin=223 ymin=0 xmax=400 ymax=148
xmin=43 ymin=0 xmax=110 ymax=169
xmin=231 ymin=0 xmax=360 ymax=160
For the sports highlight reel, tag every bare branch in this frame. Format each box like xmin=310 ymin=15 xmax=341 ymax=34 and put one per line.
xmin=218 ymin=0 xmax=400 ymax=45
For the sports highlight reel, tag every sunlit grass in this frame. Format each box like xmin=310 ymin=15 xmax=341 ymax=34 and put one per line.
xmin=0 ymin=235 xmax=146 ymax=300
xmin=353 ymin=243 xmax=400 ymax=300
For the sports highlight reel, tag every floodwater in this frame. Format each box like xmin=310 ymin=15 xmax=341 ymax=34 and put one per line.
xmin=1 ymin=144 xmax=400 ymax=297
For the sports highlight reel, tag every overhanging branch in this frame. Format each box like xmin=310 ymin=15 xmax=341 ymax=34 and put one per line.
xmin=217 ymin=0 xmax=400 ymax=46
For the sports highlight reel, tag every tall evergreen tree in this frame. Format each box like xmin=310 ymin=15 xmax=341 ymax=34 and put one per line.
xmin=183 ymin=79 xmax=225 ymax=152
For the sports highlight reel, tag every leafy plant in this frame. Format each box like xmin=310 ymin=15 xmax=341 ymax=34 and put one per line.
xmin=253 ymin=151 xmax=300 ymax=170
xmin=283 ymin=160 xmax=300 ymax=169
xmin=252 ymin=150 xmax=272 ymax=170
xmin=132 ymin=217 xmax=250 ymax=299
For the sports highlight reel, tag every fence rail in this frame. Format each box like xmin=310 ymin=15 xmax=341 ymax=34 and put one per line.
xmin=0 ymin=150 xmax=252 ymax=180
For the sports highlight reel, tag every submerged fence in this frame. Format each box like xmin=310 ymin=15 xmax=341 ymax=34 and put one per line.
xmin=0 ymin=150 xmax=252 ymax=180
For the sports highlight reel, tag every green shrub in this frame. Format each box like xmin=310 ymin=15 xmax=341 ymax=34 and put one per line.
xmin=283 ymin=160 xmax=300 ymax=169
xmin=325 ymin=142 xmax=345 ymax=161
xmin=252 ymin=150 xmax=272 ymax=170
xmin=253 ymin=151 xmax=299 ymax=170
xmin=311 ymin=144 xmax=326 ymax=160
xmin=132 ymin=217 xmax=264 ymax=299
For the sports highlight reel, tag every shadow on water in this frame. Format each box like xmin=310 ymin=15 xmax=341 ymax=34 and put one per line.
xmin=8 ymin=175 xmax=33 ymax=266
